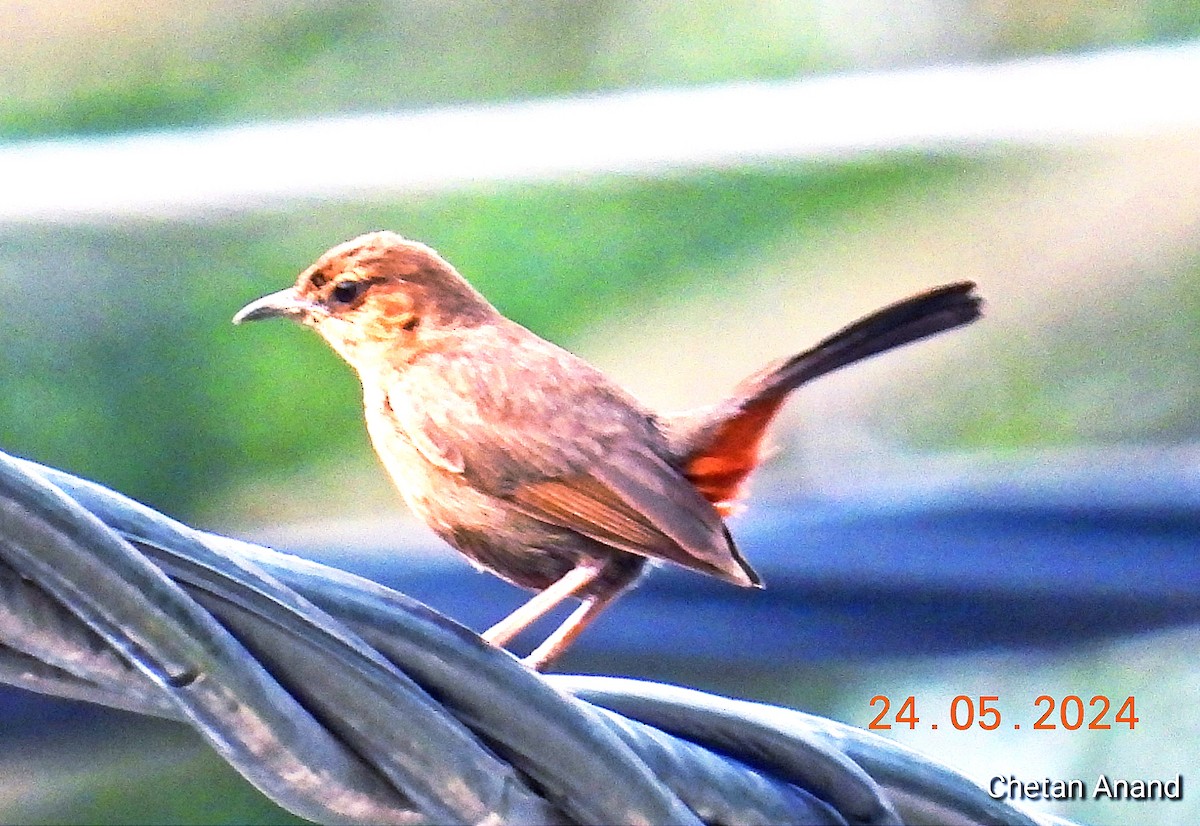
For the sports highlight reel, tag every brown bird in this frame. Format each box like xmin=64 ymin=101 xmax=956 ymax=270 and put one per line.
xmin=234 ymin=231 xmax=981 ymax=670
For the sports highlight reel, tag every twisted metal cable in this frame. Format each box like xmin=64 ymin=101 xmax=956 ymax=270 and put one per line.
xmin=0 ymin=449 xmax=1073 ymax=825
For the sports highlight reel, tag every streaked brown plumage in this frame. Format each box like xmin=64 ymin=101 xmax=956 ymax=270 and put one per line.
xmin=234 ymin=231 xmax=982 ymax=669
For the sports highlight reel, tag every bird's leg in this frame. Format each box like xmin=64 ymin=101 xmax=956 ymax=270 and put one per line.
xmin=482 ymin=563 xmax=602 ymax=648
xmin=521 ymin=587 xmax=622 ymax=671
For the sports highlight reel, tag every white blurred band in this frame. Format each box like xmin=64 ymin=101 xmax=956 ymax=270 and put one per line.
xmin=2 ymin=41 xmax=1198 ymax=223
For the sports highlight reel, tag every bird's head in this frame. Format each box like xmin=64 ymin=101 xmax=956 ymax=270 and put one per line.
xmin=233 ymin=231 xmax=497 ymax=373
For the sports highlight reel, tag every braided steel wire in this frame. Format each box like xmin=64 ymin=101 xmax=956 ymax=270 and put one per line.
xmin=0 ymin=450 xmax=1073 ymax=825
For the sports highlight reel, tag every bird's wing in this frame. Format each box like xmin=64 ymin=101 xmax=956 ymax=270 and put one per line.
xmin=508 ymin=448 xmax=759 ymax=586
xmin=387 ymin=339 xmax=759 ymax=586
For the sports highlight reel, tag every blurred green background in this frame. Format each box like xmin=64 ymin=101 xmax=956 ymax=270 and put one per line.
xmin=2 ymin=1 xmax=1199 ymax=824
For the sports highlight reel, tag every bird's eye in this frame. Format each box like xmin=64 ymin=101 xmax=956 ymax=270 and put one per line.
xmin=331 ymin=280 xmax=361 ymax=305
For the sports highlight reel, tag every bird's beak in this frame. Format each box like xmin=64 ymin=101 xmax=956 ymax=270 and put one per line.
xmin=232 ymin=288 xmax=311 ymax=324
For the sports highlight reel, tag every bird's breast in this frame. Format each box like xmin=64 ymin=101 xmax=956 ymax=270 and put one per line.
xmin=362 ymin=392 xmax=494 ymax=530
xmin=364 ymin=399 xmax=439 ymax=507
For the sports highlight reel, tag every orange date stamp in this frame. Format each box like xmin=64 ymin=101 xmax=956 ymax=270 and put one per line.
xmin=867 ymin=694 xmax=1139 ymax=731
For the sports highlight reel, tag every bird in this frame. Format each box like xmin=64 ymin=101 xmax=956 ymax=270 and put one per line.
xmin=234 ymin=231 xmax=982 ymax=670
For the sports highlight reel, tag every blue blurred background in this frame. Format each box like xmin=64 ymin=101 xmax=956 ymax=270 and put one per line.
xmin=2 ymin=1 xmax=1199 ymax=824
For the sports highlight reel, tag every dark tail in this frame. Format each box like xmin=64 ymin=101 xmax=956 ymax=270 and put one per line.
xmin=677 ymin=282 xmax=982 ymax=514
xmin=732 ymin=281 xmax=982 ymax=403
